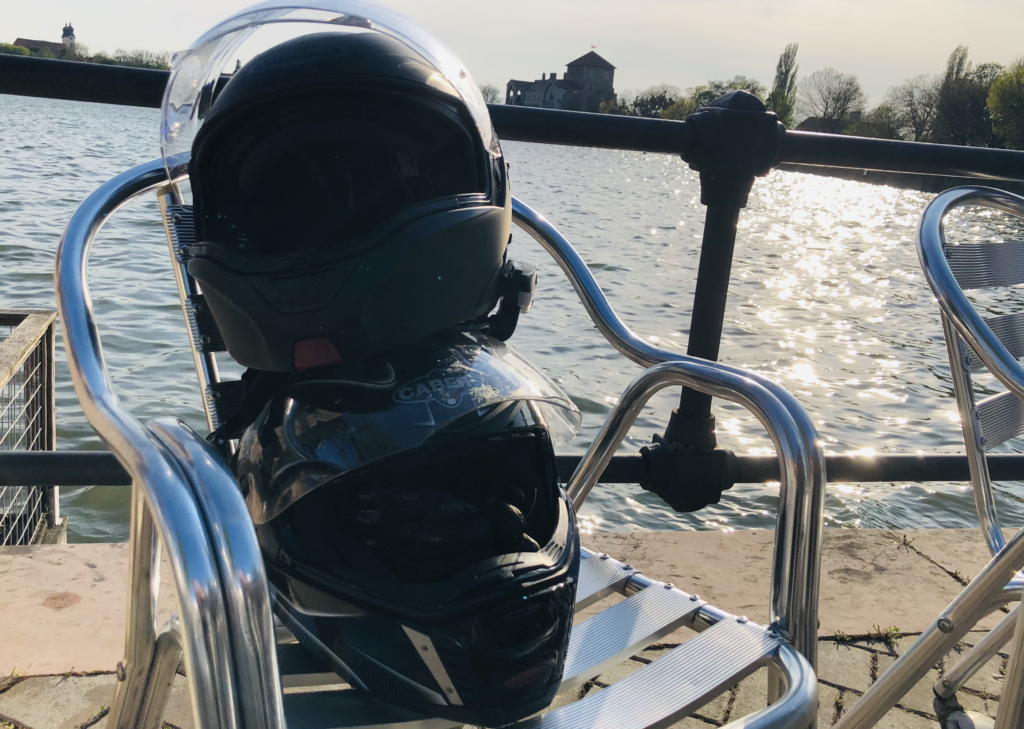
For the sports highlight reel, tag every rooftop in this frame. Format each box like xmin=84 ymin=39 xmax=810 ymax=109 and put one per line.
xmin=13 ymin=38 xmax=65 ymax=54
xmin=566 ymin=51 xmax=616 ymax=70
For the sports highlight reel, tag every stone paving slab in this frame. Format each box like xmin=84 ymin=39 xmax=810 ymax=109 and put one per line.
xmin=0 ymin=543 xmax=179 ymax=675
xmin=0 ymin=674 xmax=115 ymax=729
xmin=0 ymin=672 xmax=193 ymax=729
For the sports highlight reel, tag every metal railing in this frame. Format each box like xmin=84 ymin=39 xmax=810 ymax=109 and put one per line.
xmin=0 ymin=310 xmax=56 ymax=546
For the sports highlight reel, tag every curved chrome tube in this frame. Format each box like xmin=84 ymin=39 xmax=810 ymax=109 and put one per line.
xmin=918 ymin=187 xmax=1024 ymax=400
xmin=723 ymin=643 xmax=817 ymax=729
xmin=917 ymin=187 xmax=1024 ymax=556
xmin=148 ymin=418 xmax=284 ymax=729
xmin=512 ymin=198 xmax=826 ymax=675
xmin=56 ymin=159 xmax=240 ymax=729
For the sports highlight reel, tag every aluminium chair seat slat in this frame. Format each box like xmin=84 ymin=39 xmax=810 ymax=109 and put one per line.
xmin=946 ymin=240 xmax=1024 ymax=289
xmin=974 ymin=390 xmax=1024 ymax=451
xmin=575 ymin=550 xmax=637 ymax=611
xmin=511 ymin=618 xmax=783 ymax=729
xmin=560 ymin=583 xmax=703 ymax=690
xmin=959 ymin=311 xmax=1024 ymax=372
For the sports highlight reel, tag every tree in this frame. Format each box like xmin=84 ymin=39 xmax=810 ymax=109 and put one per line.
xmin=932 ymin=46 xmax=1000 ymax=147
xmin=989 ymin=59 xmax=1024 ymax=150
xmin=600 ymin=88 xmax=637 ymax=115
xmin=29 ymin=45 xmax=56 ymax=59
xmin=849 ymin=102 xmax=905 ymax=139
xmin=479 ymin=83 xmax=501 ymax=104
xmin=661 ymin=76 xmax=766 ymax=120
xmin=886 ymin=74 xmax=939 ymax=142
xmin=0 ymin=43 xmax=30 ymax=56
xmin=599 ymin=98 xmax=634 ymax=115
xmin=60 ymin=42 xmax=90 ymax=62
xmin=798 ymin=67 xmax=866 ymax=132
xmin=765 ymin=43 xmax=799 ymax=127
xmin=629 ymin=84 xmax=680 ymax=118
xmin=111 ymin=48 xmax=171 ymax=70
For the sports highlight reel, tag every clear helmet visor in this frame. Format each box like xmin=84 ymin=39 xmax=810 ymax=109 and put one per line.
xmin=244 ymin=333 xmax=581 ymax=523
xmin=161 ymin=0 xmax=500 ymax=192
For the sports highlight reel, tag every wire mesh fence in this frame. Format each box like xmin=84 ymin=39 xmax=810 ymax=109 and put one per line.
xmin=0 ymin=311 xmax=56 ymax=546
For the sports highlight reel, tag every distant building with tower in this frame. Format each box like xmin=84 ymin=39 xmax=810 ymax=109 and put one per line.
xmin=14 ymin=23 xmax=76 ymax=56
xmin=506 ymin=51 xmax=616 ymax=113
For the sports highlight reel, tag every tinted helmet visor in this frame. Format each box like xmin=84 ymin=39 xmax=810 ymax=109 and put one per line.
xmin=192 ymin=91 xmax=487 ymax=260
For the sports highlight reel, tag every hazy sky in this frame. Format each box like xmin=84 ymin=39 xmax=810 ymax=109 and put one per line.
xmin=4 ymin=0 xmax=1022 ymax=103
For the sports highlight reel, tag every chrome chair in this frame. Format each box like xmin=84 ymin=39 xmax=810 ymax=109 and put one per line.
xmin=784 ymin=188 xmax=1024 ymax=729
xmin=875 ymin=186 xmax=1024 ymax=729
xmin=57 ymin=159 xmax=826 ymax=728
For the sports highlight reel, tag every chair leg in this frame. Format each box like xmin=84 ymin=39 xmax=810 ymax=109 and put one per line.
xmin=935 ymin=606 xmax=1018 ymax=698
xmin=108 ymin=486 xmax=160 ymax=729
xmin=138 ymin=617 xmax=184 ymax=729
xmin=995 ymin=592 xmax=1024 ymax=728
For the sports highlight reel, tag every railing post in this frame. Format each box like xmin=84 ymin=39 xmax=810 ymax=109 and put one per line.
xmin=665 ymin=91 xmax=784 ymax=451
xmin=44 ymin=317 xmax=58 ymax=528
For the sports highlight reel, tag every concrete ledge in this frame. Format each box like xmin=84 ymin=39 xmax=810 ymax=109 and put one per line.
xmin=0 ymin=528 xmax=1009 ymax=676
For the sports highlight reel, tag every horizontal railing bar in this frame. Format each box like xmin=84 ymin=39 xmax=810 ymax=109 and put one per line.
xmin=555 ymin=452 xmax=1024 ymax=484
xmin=0 ymin=451 xmax=134 ymax=486
xmin=488 ymin=104 xmax=695 ymax=155
xmin=2 ymin=55 xmax=1024 ymax=181
xmin=0 ymin=54 xmax=167 ymax=108
xmin=8 ymin=450 xmax=1024 ymax=486
xmin=783 ymin=133 xmax=1024 ymax=182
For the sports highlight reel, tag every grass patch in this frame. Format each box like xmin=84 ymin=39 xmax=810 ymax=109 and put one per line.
xmin=872 ymin=624 xmax=902 ymax=648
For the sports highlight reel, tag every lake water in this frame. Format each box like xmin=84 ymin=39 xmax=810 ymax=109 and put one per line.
xmin=2 ymin=92 xmax=1023 ymax=543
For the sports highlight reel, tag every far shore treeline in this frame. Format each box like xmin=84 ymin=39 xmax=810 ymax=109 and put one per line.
xmin=590 ymin=44 xmax=1024 ymax=152
xmin=3 ymin=36 xmax=1021 ymax=152
xmin=0 ymin=41 xmax=169 ymax=71
xmin=481 ymin=43 xmax=1023 ymax=152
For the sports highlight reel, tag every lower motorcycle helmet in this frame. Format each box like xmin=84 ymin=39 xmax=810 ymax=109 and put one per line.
xmin=161 ymin=1 xmax=513 ymax=373
xmin=235 ymin=332 xmax=582 ymax=725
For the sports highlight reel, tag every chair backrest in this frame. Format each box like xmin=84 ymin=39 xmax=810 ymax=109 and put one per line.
xmin=918 ymin=186 xmax=1024 ymax=557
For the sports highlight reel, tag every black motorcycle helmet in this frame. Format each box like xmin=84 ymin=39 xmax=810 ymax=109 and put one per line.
xmin=186 ymin=29 xmax=512 ymax=372
xmin=236 ymin=333 xmax=582 ymax=725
